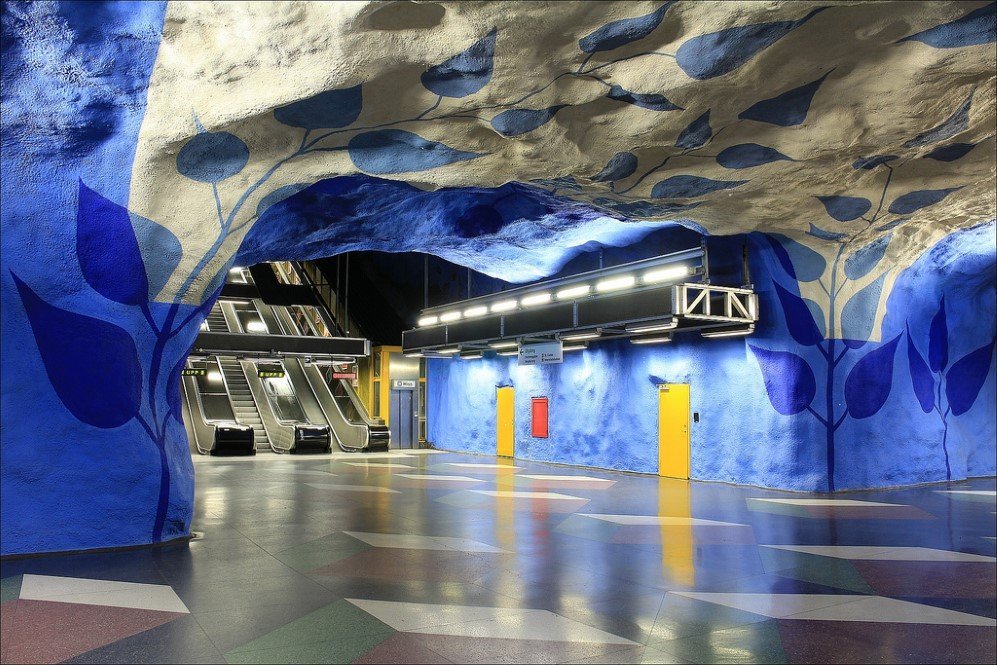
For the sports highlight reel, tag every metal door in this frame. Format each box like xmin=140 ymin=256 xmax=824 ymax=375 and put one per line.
xmin=496 ymin=387 xmax=515 ymax=457
xmin=658 ymin=383 xmax=690 ymax=478
xmin=390 ymin=389 xmax=415 ymax=448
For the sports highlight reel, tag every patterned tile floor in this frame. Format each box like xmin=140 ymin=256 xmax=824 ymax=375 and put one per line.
xmin=1 ymin=450 xmax=995 ymax=664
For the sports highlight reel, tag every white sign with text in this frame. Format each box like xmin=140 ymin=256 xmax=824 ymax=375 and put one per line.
xmin=518 ymin=341 xmax=563 ymax=366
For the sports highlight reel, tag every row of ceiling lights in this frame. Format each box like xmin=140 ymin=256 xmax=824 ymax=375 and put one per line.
xmin=416 ymin=264 xmax=693 ymax=327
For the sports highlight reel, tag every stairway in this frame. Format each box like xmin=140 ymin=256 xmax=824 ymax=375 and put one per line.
xmin=218 ymin=357 xmax=270 ymax=452
xmin=206 ymin=303 xmax=228 ymax=332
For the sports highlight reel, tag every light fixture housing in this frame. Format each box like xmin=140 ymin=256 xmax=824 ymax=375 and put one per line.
xmin=440 ymin=311 xmax=462 ymax=323
xmin=434 ymin=346 xmax=460 ymax=355
xmin=561 ymin=331 xmax=600 ymax=342
xmin=463 ymin=305 xmax=488 ymax=318
xmin=562 ymin=343 xmax=588 ymax=352
xmin=521 ymin=292 xmax=552 ymax=307
xmin=626 ymin=318 xmax=678 ymax=334
xmin=418 ymin=315 xmax=439 ymax=327
xmin=556 ymin=284 xmax=591 ymax=300
xmin=595 ymin=274 xmax=636 ymax=292
xmin=403 ymin=351 xmax=423 ymax=358
xmin=245 ymin=320 xmax=268 ymax=333
xmin=496 ymin=349 xmax=519 ymax=357
xmin=642 ymin=265 xmax=691 ymax=284
xmin=490 ymin=299 xmax=518 ymax=313
xmin=631 ymin=334 xmax=672 ymax=345
xmin=459 ymin=351 xmax=483 ymax=360
xmin=701 ymin=324 xmax=755 ymax=338
xmin=488 ymin=341 xmax=518 ymax=350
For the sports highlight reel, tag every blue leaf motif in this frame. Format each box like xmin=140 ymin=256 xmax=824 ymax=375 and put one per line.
xmin=844 ymin=333 xmax=901 ymax=419
xmin=274 ymin=85 xmax=363 ymax=129
xmin=592 ymin=152 xmax=638 ymax=182
xmin=768 ymin=234 xmax=826 ymax=282
xmin=257 ymin=183 xmax=311 ymax=216
xmin=852 ymin=155 xmax=898 ymax=170
xmin=129 ymin=212 xmax=182 ymax=300
xmin=902 ymin=92 xmax=973 ymax=148
xmin=348 ymin=130 xmax=484 ymax=174
xmin=806 ymin=223 xmax=847 ymax=242
xmin=11 ymin=272 xmax=141 ymax=429
xmin=748 ymin=344 xmax=816 ymax=415
xmin=77 ymin=181 xmax=149 ymax=306
xmin=579 ymin=2 xmax=675 ymax=53
xmin=876 ymin=217 xmax=908 ymax=232
xmin=716 ymin=144 xmax=793 ymax=169
xmin=675 ymin=110 xmax=712 ymax=149
xmin=946 ymin=338 xmax=996 ymax=415
xmin=844 ymin=234 xmax=891 ymax=280
xmin=928 ymin=297 xmax=948 ymax=372
xmin=773 ymin=282 xmax=823 ymax=346
xmin=906 ymin=325 xmax=935 ymax=413
xmin=924 ymin=142 xmax=978 ymax=162
xmin=593 ymin=198 xmax=702 ymax=217
xmin=421 ymin=28 xmax=497 ymax=98
xmin=676 ymin=7 xmax=827 ymax=80
xmin=897 ymin=3 xmax=995 ymax=48
xmin=840 ymin=273 xmax=887 ymax=341
xmin=888 ymin=187 xmax=962 ymax=215
xmin=738 ymin=70 xmax=833 ymax=126
xmin=607 ymin=85 xmax=682 ymax=111
xmin=817 ymin=195 xmax=872 ymax=222
xmin=650 ymin=175 xmax=747 ymax=198
xmin=166 ymin=353 xmax=186 ymax=424
xmin=491 ymin=106 xmax=568 ymax=137
xmin=176 ymin=131 xmax=249 ymax=183
xmin=805 ymin=298 xmax=827 ymax=338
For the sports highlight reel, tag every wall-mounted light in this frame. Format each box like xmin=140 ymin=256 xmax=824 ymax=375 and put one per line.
xmin=556 ymin=284 xmax=590 ymax=300
xmin=701 ymin=324 xmax=755 ymax=338
xmin=488 ymin=341 xmax=518 ymax=350
xmin=459 ymin=351 xmax=483 ymax=360
xmin=561 ymin=331 xmax=600 ymax=342
xmin=490 ymin=299 xmax=518 ymax=313
xmin=246 ymin=320 xmax=268 ymax=333
xmin=521 ymin=292 xmax=552 ymax=307
xmin=463 ymin=305 xmax=488 ymax=318
xmin=418 ymin=315 xmax=439 ymax=327
xmin=642 ymin=265 xmax=691 ymax=284
xmin=626 ymin=318 xmax=678 ymax=334
xmin=631 ymin=334 xmax=672 ymax=345
xmin=562 ymin=343 xmax=587 ymax=352
xmin=440 ymin=311 xmax=462 ymax=323
xmin=229 ymin=267 xmax=242 ymax=274
xmin=596 ymin=274 xmax=636 ymax=292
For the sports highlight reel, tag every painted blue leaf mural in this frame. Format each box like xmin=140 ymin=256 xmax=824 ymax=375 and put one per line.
xmin=578 ymin=2 xmax=674 ymax=53
xmin=716 ymin=143 xmax=793 ymax=169
xmin=675 ymin=110 xmax=712 ymax=149
xmin=946 ymin=338 xmax=996 ymax=416
xmin=166 ymin=353 xmax=186 ymax=424
xmin=491 ymin=106 xmax=568 ymax=137
xmin=852 ymin=155 xmax=898 ymax=170
xmin=805 ymin=298 xmax=827 ymax=338
xmin=748 ymin=344 xmax=816 ymax=416
xmin=77 ymin=181 xmax=149 ymax=306
xmin=607 ymin=85 xmax=683 ymax=111
xmin=592 ymin=152 xmax=638 ymax=182
xmin=257 ymin=183 xmax=310 ymax=215
xmin=763 ymin=234 xmax=797 ymax=279
xmin=129 ymin=212 xmax=182 ymax=300
xmin=897 ymin=3 xmax=996 ymax=49
xmin=928 ymin=298 xmax=948 ymax=372
xmin=593 ymin=198 xmax=702 ymax=217
xmin=817 ymin=195 xmax=872 ymax=222
xmin=902 ymin=92 xmax=973 ymax=148
xmin=773 ymin=282 xmax=823 ymax=346
xmin=768 ymin=234 xmax=826 ymax=282
xmin=840 ymin=273 xmax=887 ymax=341
xmin=348 ymin=129 xmax=484 ymax=174
xmin=738 ymin=70 xmax=832 ymax=126
xmin=906 ymin=326 xmax=934 ymax=413
xmin=924 ymin=142 xmax=978 ymax=162
xmin=844 ymin=333 xmax=901 ymax=419
xmin=274 ymin=85 xmax=363 ymax=129
xmin=176 ymin=131 xmax=249 ymax=183
xmin=11 ymin=272 xmax=142 ymax=429
xmin=844 ymin=234 xmax=891 ymax=280
xmin=675 ymin=7 xmax=826 ymax=80
xmin=876 ymin=217 xmax=908 ymax=232
xmin=888 ymin=187 xmax=962 ymax=215
xmin=650 ymin=175 xmax=747 ymax=198
xmin=421 ymin=28 xmax=497 ymax=98
xmin=807 ymin=223 xmax=847 ymax=242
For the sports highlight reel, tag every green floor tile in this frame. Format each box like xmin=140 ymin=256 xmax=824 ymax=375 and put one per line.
xmin=745 ymin=499 xmax=809 ymax=518
xmin=225 ymin=637 xmax=388 ymax=664
xmin=769 ymin=555 xmax=875 ymax=594
xmin=659 ymin=620 xmax=787 ymax=664
xmin=273 ymin=534 xmax=370 ymax=572
xmin=1 ymin=575 xmax=22 ymax=603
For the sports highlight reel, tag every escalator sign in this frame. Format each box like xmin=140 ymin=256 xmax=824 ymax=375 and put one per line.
xmin=258 ymin=370 xmax=286 ymax=378
xmin=181 ymin=368 xmax=206 ymax=376
xmin=332 ymin=372 xmax=356 ymax=380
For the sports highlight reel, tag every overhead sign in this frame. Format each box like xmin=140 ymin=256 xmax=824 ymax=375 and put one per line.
xmin=392 ymin=379 xmax=417 ymax=389
xmin=518 ymin=341 xmax=563 ymax=366
xmin=181 ymin=368 xmax=206 ymax=377
xmin=332 ymin=372 xmax=357 ymax=380
xmin=257 ymin=362 xmax=285 ymax=379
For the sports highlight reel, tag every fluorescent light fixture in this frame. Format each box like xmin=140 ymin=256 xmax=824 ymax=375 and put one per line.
xmin=463 ymin=305 xmax=488 ymax=318
xmin=207 ymin=371 xmax=223 ymax=382
xmin=228 ymin=267 xmax=242 ymax=274
xmin=556 ymin=284 xmax=590 ymax=300
xmin=245 ymin=320 xmax=268 ymax=333
xmin=521 ymin=292 xmax=552 ymax=307
xmin=418 ymin=315 xmax=439 ymax=327
xmin=642 ymin=265 xmax=691 ymax=284
xmin=490 ymin=299 xmax=518 ymax=313
xmin=488 ymin=341 xmax=518 ymax=350
xmin=561 ymin=331 xmax=600 ymax=342
xmin=459 ymin=351 xmax=483 ymax=360
xmin=496 ymin=349 xmax=519 ymax=357
xmin=434 ymin=347 xmax=460 ymax=355
xmin=562 ymin=343 xmax=587 ymax=352
xmin=440 ymin=310 xmax=462 ymax=323
xmin=403 ymin=351 xmax=423 ymax=358
xmin=626 ymin=318 xmax=678 ymax=334
xmin=595 ymin=274 xmax=636 ymax=292
xmin=631 ymin=334 xmax=672 ymax=345
xmin=701 ymin=324 xmax=755 ymax=338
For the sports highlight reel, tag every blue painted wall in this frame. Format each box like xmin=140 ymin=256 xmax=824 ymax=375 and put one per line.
xmin=428 ymin=223 xmax=996 ymax=491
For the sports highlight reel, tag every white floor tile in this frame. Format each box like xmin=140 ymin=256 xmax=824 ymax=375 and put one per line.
xmin=396 ymin=474 xmax=484 ymax=482
xmin=470 ymin=490 xmax=587 ymax=501
xmin=935 ymin=490 xmax=997 ymax=497
xmin=749 ymin=498 xmax=906 ymax=507
xmin=580 ymin=514 xmax=747 ymax=527
xmin=441 ymin=463 xmax=523 ymax=469
xmin=348 ymin=599 xmax=531 ymax=631
xmin=305 ymin=483 xmax=400 ymax=494
xmin=763 ymin=545 xmax=996 ymax=561
xmin=19 ymin=574 xmax=189 ymax=613
xmin=344 ymin=462 xmax=416 ymax=468
xmin=670 ymin=592 xmax=862 ymax=618
xmin=344 ymin=531 xmax=507 ymax=552
xmin=521 ymin=475 xmax=614 ymax=483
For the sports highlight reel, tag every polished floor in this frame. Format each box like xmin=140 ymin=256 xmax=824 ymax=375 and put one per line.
xmin=1 ymin=450 xmax=995 ymax=664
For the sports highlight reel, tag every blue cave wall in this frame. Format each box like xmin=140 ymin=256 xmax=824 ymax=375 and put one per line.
xmin=428 ymin=223 xmax=996 ymax=491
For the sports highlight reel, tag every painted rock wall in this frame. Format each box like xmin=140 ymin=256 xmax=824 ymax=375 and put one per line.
xmin=2 ymin=1 xmax=995 ymax=554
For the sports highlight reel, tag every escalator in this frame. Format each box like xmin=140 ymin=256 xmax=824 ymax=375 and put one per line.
xmin=217 ymin=357 xmax=270 ymax=453
xmin=180 ymin=357 xmax=254 ymax=455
